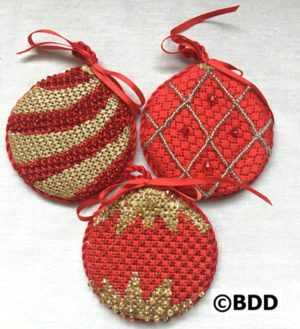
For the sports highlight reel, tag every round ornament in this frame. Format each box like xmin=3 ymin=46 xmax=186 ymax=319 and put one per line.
xmin=141 ymin=6 xmax=274 ymax=199
xmin=81 ymin=167 xmax=217 ymax=322
xmin=6 ymin=30 xmax=144 ymax=202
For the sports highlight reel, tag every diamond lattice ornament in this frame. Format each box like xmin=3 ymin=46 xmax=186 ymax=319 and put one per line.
xmin=141 ymin=7 xmax=274 ymax=198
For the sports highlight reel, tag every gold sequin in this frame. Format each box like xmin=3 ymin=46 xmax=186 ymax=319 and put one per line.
xmin=8 ymin=96 xmax=119 ymax=164
xmin=91 ymin=272 xmax=204 ymax=322
xmin=94 ymin=187 xmax=210 ymax=234
xmin=12 ymin=66 xmax=100 ymax=114
xmin=33 ymin=126 xmax=131 ymax=199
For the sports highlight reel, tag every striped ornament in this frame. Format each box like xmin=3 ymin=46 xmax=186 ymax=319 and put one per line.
xmin=6 ymin=65 xmax=135 ymax=202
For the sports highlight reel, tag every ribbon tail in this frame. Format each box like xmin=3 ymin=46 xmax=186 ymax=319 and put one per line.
xmin=147 ymin=177 xmax=272 ymax=205
xmin=91 ymin=64 xmax=144 ymax=115
xmin=207 ymin=58 xmax=272 ymax=109
xmin=239 ymin=183 xmax=272 ymax=205
xmin=171 ymin=5 xmax=240 ymax=35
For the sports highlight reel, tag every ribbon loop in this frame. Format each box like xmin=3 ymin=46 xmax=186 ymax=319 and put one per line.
xmin=162 ymin=5 xmax=240 ymax=63
xmin=17 ymin=29 xmax=145 ymax=114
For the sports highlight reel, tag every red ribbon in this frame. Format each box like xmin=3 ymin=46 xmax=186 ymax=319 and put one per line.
xmin=77 ymin=165 xmax=271 ymax=222
xmin=161 ymin=6 xmax=240 ymax=62
xmin=17 ymin=29 xmax=145 ymax=114
xmin=161 ymin=5 xmax=271 ymax=107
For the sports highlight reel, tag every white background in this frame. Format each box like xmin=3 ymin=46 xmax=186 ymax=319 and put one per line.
xmin=0 ymin=0 xmax=299 ymax=328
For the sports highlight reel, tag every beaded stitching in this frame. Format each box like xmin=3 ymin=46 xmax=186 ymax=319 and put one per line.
xmin=6 ymin=65 xmax=136 ymax=202
xmin=83 ymin=187 xmax=217 ymax=322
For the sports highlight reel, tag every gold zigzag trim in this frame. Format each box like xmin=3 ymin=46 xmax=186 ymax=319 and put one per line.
xmin=12 ymin=66 xmax=100 ymax=114
xmin=8 ymin=96 xmax=119 ymax=164
xmin=90 ymin=272 xmax=205 ymax=322
xmin=33 ymin=126 xmax=131 ymax=199
xmin=94 ymin=188 xmax=210 ymax=234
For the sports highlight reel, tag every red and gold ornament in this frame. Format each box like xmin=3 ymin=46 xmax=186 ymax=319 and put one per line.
xmin=78 ymin=166 xmax=218 ymax=322
xmin=78 ymin=165 xmax=270 ymax=322
xmin=6 ymin=30 xmax=145 ymax=202
xmin=140 ymin=6 xmax=274 ymax=199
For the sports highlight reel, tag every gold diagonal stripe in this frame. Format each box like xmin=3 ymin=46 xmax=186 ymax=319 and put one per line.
xmin=8 ymin=96 xmax=119 ymax=164
xmin=13 ymin=68 xmax=100 ymax=114
xmin=33 ymin=126 xmax=130 ymax=200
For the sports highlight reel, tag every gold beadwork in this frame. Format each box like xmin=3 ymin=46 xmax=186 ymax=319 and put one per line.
xmin=81 ymin=65 xmax=94 ymax=75
xmin=94 ymin=187 xmax=210 ymax=234
xmin=198 ymin=63 xmax=211 ymax=70
xmin=8 ymin=96 xmax=119 ymax=164
xmin=33 ymin=126 xmax=131 ymax=199
xmin=12 ymin=68 xmax=100 ymax=114
xmin=92 ymin=272 xmax=204 ymax=322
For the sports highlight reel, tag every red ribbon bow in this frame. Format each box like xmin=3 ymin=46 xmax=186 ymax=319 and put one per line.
xmin=17 ymin=29 xmax=145 ymax=114
xmin=77 ymin=165 xmax=271 ymax=222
